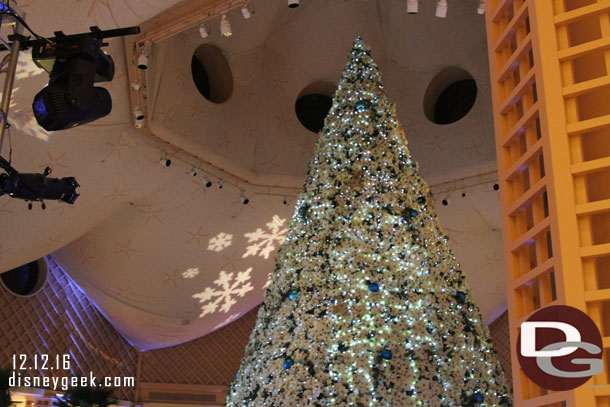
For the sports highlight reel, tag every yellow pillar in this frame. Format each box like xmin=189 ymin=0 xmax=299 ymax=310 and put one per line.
xmin=484 ymin=0 xmax=610 ymax=405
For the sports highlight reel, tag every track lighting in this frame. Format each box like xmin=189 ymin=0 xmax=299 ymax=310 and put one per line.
xmin=241 ymin=5 xmax=252 ymax=19
xmin=477 ymin=0 xmax=485 ymax=14
xmin=240 ymin=192 xmax=249 ymax=205
xmin=220 ymin=15 xmax=232 ymax=37
xmin=288 ymin=0 xmax=299 ymax=8
xmin=134 ymin=107 xmax=144 ymax=121
xmin=407 ymin=0 xmax=418 ymax=13
xmin=203 ymin=177 xmax=212 ymax=188
xmin=137 ymin=53 xmax=148 ymax=70
xmin=199 ymin=22 xmax=210 ymax=38
xmin=436 ymin=0 xmax=448 ymax=18
xmin=188 ymin=168 xmax=198 ymax=177
xmin=160 ymin=155 xmax=171 ymax=167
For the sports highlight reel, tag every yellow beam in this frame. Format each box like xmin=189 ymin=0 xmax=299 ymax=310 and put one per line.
xmin=554 ymin=0 xmax=610 ymax=26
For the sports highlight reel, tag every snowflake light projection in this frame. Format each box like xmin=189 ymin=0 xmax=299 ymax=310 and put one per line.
xmin=182 ymin=268 xmax=200 ymax=279
xmin=213 ymin=313 xmax=240 ymax=330
xmin=242 ymin=215 xmax=288 ymax=259
xmin=208 ymin=232 xmax=233 ymax=252
xmin=192 ymin=267 xmax=254 ymax=318
xmin=263 ymin=272 xmax=272 ymax=290
xmin=7 ymin=49 xmax=52 ymax=141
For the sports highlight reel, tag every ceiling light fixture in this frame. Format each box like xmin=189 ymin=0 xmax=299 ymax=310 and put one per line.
xmin=134 ymin=107 xmax=144 ymax=121
xmin=288 ymin=0 xmax=299 ymax=8
xmin=137 ymin=52 xmax=148 ymax=70
xmin=160 ymin=155 xmax=171 ymax=167
xmin=199 ymin=22 xmax=210 ymax=38
xmin=241 ymin=5 xmax=253 ymax=19
xmin=407 ymin=0 xmax=419 ymax=13
xmin=477 ymin=0 xmax=485 ymax=14
xmin=220 ymin=15 xmax=232 ymax=37
xmin=135 ymin=116 xmax=144 ymax=128
xmin=436 ymin=0 xmax=448 ymax=17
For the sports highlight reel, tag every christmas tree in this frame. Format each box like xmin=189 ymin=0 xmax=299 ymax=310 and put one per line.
xmin=226 ymin=38 xmax=512 ymax=407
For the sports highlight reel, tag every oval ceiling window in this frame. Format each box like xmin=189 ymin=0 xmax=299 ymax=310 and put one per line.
xmin=0 ymin=258 xmax=48 ymax=297
xmin=295 ymin=82 xmax=337 ymax=133
xmin=191 ymin=44 xmax=233 ymax=104
xmin=423 ymin=67 xmax=477 ymax=125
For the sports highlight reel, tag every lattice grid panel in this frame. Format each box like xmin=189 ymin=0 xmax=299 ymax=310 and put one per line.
xmin=0 ymin=257 xmax=138 ymax=401
xmin=140 ymin=306 xmax=259 ymax=386
xmin=489 ymin=311 xmax=513 ymax=388
xmin=485 ymin=0 xmax=610 ymax=405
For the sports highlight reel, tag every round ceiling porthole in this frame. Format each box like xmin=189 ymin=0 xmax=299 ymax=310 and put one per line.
xmin=191 ymin=44 xmax=233 ymax=104
xmin=295 ymin=82 xmax=337 ymax=133
xmin=424 ymin=67 xmax=477 ymax=125
xmin=0 ymin=258 xmax=48 ymax=297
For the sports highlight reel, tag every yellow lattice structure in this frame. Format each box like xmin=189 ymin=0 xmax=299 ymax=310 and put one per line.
xmin=484 ymin=0 xmax=610 ymax=405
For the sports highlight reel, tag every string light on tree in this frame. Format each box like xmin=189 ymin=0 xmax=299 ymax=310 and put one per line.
xmin=226 ymin=37 xmax=512 ymax=407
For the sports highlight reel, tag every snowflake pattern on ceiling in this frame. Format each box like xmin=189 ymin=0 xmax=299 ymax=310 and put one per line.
xmin=182 ymin=268 xmax=200 ymax=279
xmin=242 ymin=215 xmax=288 ymax=259
xmin=192 ymin=267 xmax=254 ymax=318
xmin=263 ymin=272 xmax=272 ymax=290
xmin=207 ymin=232 xmax=233 ymax=252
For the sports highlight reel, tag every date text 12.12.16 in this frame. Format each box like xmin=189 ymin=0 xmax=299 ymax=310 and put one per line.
xmin=12 ymin=354 xmax=71 ymax=371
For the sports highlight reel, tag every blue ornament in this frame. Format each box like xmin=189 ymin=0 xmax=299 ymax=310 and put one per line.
xmin=289 ymin=289 xmax=299 ymax=301
xmin=380 ymin=349 xmax=392 ymax=360
xmin=473 ymin=392 xmax=484 ymax=404
xmin=368 ymin=282 xmax=380 ymax=292
xmin=283 ymin=358 xmax=294 ymax=369
xmin=456 ymin=291 xmax=466 ymax=302
xmin=355 ymin=100 xmax=367 ymax=112
xmin=402 ymin=207 xmax=418 ymax=220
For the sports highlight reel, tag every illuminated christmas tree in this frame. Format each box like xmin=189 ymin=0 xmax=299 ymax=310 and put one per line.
xmin=226 ymin=38 xmax=512 ymax=407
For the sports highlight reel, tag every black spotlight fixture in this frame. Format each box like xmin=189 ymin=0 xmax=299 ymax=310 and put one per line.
xmin=0 ymin=156 xmax=79 ymax=208
xmin=27 ymin=26 xmax=140 ymax=131
xmin=32 ymin=36 xmax=113 ymax=131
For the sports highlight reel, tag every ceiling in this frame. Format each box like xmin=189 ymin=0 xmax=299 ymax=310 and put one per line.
xmin=0 ymin=0 xmax=506 ymax=351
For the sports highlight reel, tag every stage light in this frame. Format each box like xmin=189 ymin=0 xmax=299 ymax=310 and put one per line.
xmin=220 ymin=15 xmax=232 ymax=37
xmin=477 ymin=0 xmax=485 ymax=14
xmin=241 ymin=5 xmax=252 ymax=19
xmin=436 ymin=0 xmax=448 ymax=17
xmin=217 ymin=180 xmax=223 ymax=189
xmin=288 ymin=0 xmax=300 ymax=8
xmin=203 ymin=177 xmax=212 ymax=187
xmin=240 ymin=192 xmax=249 ymax=205
xmin=31 ymin=35 xmax=115 ymax=131
xmin=0 ymin=158 xmax=79 ymax=207
xmin=199 ymin=23 xmax=210 ymax=38
xmin=188 ymin=168 xmax=198 ymax=177
xmin=407 ymin=0 xmax=419 ymax=13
